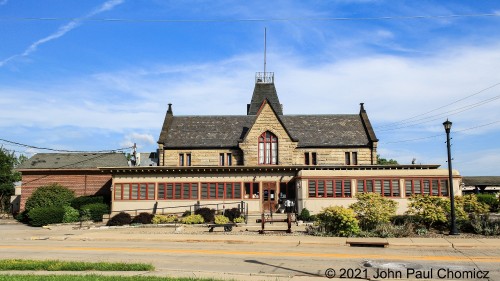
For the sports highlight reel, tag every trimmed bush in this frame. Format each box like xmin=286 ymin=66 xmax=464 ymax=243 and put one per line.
xmin=181 ymin=214 xmax=204 ymax=224
xmin=182 ymin=210 xmax=191 ymax=217
xmin=152 ymin=214 xmax=178 ymax=224
xmin=475 ymin=194 xmax=499 ymax=213
xmin=224 ymin=208 xmax=241 ymax=222
xmin=81 ymin=203 xmax=109 ymax=222
xmin=455 ymin=194 xmax=489 ymax=215
xmin=298 ymin=208 xmax=311 ymax=221
xmin=406 ymin=195 xmax=448 ymax=228
xmin=25 ymin=183 xmax=74 ymax=212
xmin=233 ymin=216 xmax=245 ymax=223
xmin=28 ymin=206 xmax=65 ymax=227
xmin=131 ymin=212 xmax=154 ymax=224
xmin=214 ymin=215 xmax=230 ymax=224
xmin=195 ymin=207 xmax=215 ymax=223
xmin=71 ymin=196 xmax=104 ymax=210
xmin=62 ymin=206 xmax=80 ymax=223
xmin=349 ymin=193 xmax=397 ymax=230
xmin=107 ymin=212 xmax=132 ymax=226
xmin=316 ymin=206 xmax=360 ymax=237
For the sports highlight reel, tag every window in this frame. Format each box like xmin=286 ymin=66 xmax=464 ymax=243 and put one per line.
xmin=312 ymin=152 xmax=317 ymax=165
xmin=307 ymin=179 xmax=352 ymax=198
xmin=305 ymin=152 xmax=318 ymax=165
xmin=345 ymin=152 xmax=358 ymax=165
xmin=114 ymin=183 xmax=155 ymax=200
xmin=357 ymin=179 xmax=400 ymax=197
xmin=179 ymin=153 xmax=191 ymax=166
xmin=227 ymin=153 xmax=232 ymax=166
xmin=219 ymin=153 xmax=225 ymax=166
xmin=352 ymin=152 xmax=358 ymax=165
xmin=201 ymin=182 xmax=242 ymax=199
xmin=304 ymin=152 xmax=310 ymax=165
xmin=345 ymin=152 xmax=351 ymax=165
xmin=244 ymin=182 xmax=259 ymax=199
xmin=258 ymin=131 xmax=278 ymax=165
xmin=219 ymin=153 xmax=232 ymax=166
xmin=405 ymin=178 xmax=449 ymax=197
xmin=157 ymin=183 xmax=198 ymax=200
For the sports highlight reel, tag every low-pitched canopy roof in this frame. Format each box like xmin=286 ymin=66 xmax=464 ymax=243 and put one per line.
xmin=17 ymin=153 xmax=129 ymax=170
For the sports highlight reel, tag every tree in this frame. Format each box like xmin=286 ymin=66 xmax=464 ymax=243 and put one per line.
xmin=0 ymin=148 xmax=21 ymax=212
xmin=377 ymin=154 xmax=399 ymax=165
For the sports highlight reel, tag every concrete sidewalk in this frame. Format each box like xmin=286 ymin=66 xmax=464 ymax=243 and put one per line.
xmin=20 ymin=223 xmax=500 ymax=250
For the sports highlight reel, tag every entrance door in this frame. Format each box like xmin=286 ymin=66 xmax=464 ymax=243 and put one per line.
xmin=262 ymin=182 xmax=277 ymax=213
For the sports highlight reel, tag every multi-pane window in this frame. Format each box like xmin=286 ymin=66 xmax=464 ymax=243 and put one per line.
xmin=219 ymin=153 xmax=225 ymax=166
xmin=258 ymin=131 xmax=278 ymax=165
xmin=307 ymin=179 xmax=352 ymax=198
xmin=114 ymin=183 xmax=155 ymax=200
xmin=201 ymin=182 xmax=242 ymax=199
xmin=357 ymin=179 xmax=400 ymax=197
xmin=305 ymin=152 xmax=318 ymax=165
xmin=157 ymin=183 xmax=198 ymax=200
xmin=304 ymin=153 xmax=310 ymax=165
xmin=219 ymin=153 xmax=233 ymax=166
xmin=244 ymin=182 xmax=260 ymax=199
xmin=405 ymin=178 xmax=449 ymax=197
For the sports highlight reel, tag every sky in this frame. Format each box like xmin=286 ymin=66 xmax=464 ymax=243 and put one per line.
xmin=0 ymin=0 xmax=499 ymax=175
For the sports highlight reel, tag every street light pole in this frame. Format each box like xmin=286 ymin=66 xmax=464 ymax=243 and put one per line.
xmin=443 ymin=119 xmax=459 ymax=235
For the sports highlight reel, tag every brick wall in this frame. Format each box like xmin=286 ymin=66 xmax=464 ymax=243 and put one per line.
xmin=20 ymin=170 xmax=112 ymax=211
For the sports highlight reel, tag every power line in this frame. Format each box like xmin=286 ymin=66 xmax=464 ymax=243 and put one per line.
xmin=0 ymin=13 xmax=499 ymax=23
xmin=384 ymin=120 xmax=500 ymax=144
xmin=0 ymin=138 xmax=132 ymax=153
xmin=376 ymin=82 xmax=500 ymax=129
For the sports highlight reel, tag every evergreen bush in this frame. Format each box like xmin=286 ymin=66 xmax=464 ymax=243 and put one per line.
xmin=80 ymin=203 xmax=109 ymax=222
xmin=194 ymin=207 xmax=215 ymax=223
xmin=71 ymin=196 xmax=104 ymax=210
xmin=131 ymin=212 xmax=154 ymax=224
xmin=298 ymin=208 xmax=311 ymax=221
xmin=28 ymin=206 xmax=65 ymax=226
xmin=25 ymin=183 xmax=74 ymax=212
xmin=475 ymin=194 xmax=499 ymax=212
xmin=224 ymin=208 xmax=241 ymax=222
xmin=62 ymin=206 xmax=80 ymax=223
xmin=181 ymin=214 xmax=204 ymax=224
xmin=316 ymin=206 xmax=360 ymax=237
xmin=349 ymin=193 xmax=397 ymax=230
xmin=107 ymin=212 xmax=132 ymax=226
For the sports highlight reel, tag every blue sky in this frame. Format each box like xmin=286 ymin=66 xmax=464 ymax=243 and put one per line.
xmin=1 ymin=0 xmax=499 ymax=175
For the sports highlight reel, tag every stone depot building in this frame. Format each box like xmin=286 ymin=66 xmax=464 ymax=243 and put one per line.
xmin=18 ymin=72 xmax=461 ymax=215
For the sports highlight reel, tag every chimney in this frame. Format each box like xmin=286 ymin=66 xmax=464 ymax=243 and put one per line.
xmin=359 ymin=102 xmax=365 ymax=113
xmin=167 ymin=103 xmax=173 ymax=115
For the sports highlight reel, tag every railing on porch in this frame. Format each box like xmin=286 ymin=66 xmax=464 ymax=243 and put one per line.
xmin=113 ymin=201 xmax=249 ymax=224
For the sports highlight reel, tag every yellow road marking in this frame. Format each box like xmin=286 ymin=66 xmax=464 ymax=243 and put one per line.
xmin=1 ymin=245 xmax=499 ymax=263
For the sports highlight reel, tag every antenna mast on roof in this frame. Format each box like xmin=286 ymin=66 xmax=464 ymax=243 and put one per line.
xmin=264 ymin=27 xmax=267 ymax=77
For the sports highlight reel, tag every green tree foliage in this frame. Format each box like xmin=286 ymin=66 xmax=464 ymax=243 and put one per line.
xmin=0 ymin=148 xmax=22 ymax=212
xmin=376 ymin=154 xmax=399 ymax=165
xmin=349 ymin=193 xmax=398 ymax=230
xmin=25 ymin=183 xmax=75 ymax=213
xmin=316 ymin=206 xmax=360 ymax=237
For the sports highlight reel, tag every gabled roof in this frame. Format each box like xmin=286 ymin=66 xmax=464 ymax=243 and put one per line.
xmin=463 ymin=176 xmax=500 ymax=186
xmin=17 ymin=153 xmax=129 ymax=170
xmin=160 ymin=114 xmax=372 ymax=149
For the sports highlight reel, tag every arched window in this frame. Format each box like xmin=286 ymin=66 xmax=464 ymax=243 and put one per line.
xmin=258 ymin=131 xmax=278 ymax=165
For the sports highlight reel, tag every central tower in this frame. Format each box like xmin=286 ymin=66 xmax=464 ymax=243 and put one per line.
xmin=247 ymin=72 xmax=283 ymax=115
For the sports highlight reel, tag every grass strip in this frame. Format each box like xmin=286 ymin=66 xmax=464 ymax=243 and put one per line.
xmin=0 ymin=260 xmax=154 ymax=271
xmin=0 ymin=275 xmax=223 ymax=281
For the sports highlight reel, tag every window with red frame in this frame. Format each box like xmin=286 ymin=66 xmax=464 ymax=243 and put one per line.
xmin=157 ymin=183 xmax=198 ymax=200
xmin=258 ymin=131 xmax=278 ymax=165
xmin=114 ymin=183 xmax=155 ymax=200
xmin=201 ymin=182 xmax=242 ymax=199
xmin=405 ymin=178 xmax=449 ymax=197
xmin=357 ymin=179 xmax=401 ymax=197
xmin=307 ymin=179 xmax=352 ymax=198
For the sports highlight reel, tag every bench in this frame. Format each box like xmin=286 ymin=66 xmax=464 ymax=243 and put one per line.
xmin=207 ymin=223 xmax=236 ymax=232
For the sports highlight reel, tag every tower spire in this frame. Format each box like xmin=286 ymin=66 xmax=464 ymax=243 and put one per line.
xmin=264 ymin=27 xmax=267 ymax=76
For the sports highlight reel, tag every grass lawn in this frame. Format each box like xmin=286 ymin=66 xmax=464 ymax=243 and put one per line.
xmin=0 ymin=260 xmax=154 ymax=271
xmin=0 ymin=275 xmax=224 ymax=281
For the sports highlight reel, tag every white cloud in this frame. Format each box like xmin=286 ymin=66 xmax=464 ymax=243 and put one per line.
xmin=120 ymin=133 xmax=156 ymax=151
xmin=0 ymin=0 xmax=124 ymax=67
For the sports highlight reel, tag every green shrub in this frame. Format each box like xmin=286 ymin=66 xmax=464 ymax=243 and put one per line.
xmin=182 ymin=210 xmax=191 ymax=217
xmin=470 ymin=214 xmax=500 ymax=235
xmin=214 ymin=215 xmax=230 ymax=224
xmin=475 ymin=194 xmax=499 ymax=212
xmin=131 ymin=212 xmax=154 ymax=224
xmin=316 ymin=206 xmax=360 ymax=237
xmin=455 ymin=194 xmax=490 ymax=215
xmin=15 ymin=210 xmax=29 ymax=223
xmin=71 ymin=196 xmax=104 ymax=210
xmin=107 ymin=212 xmax=132 ymax=226
xmin=181 ymin=214 xmax=204 ymax=224
xmin=224 ymin=208 xmax=241 ymax=222
xmin=152 ymin=214 xmax=177 ymax=224
xmin=298 ymin=208 xmax=311 ymax=221
xmin=194 ymin=208 xmax=215 ymax=223
xmin=406 ymin=195 xmax=448 ymax=228
xmin=233 ymin=216 xmax=245 ymax=223
xmin=349 ymin=193 xmax=397 ymax=230
xmin=371 ymin=222 xmax=414 ymax=238
xmin=81 ymin=203 xmax=109 ymax=222
xmin=25 ymin=183 xmax=74 ymax=212
xmin=28 ymin=206 xmax=65 ymax=227
xmin=62 ymin=206 xmax=80 ymax=223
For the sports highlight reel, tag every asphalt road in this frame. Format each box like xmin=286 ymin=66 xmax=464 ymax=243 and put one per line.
xmin=0 ymin=223 xmax=499 ymax=280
